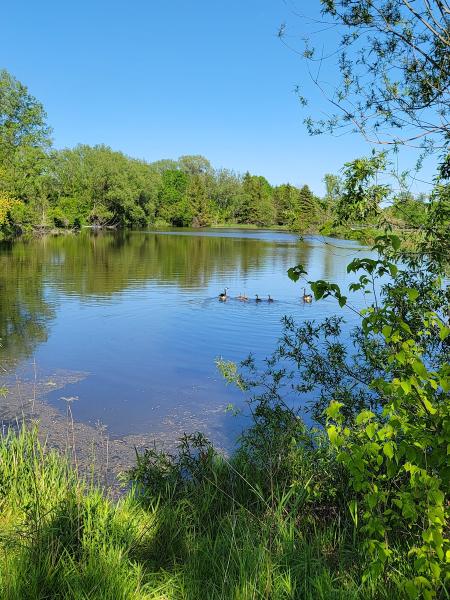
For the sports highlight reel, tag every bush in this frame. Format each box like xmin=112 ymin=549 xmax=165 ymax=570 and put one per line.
xmin=48 ymin=196 xmax=88 ymax=228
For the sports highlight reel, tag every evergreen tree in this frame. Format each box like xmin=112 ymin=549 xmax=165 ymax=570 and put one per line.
xmin=241 ymin=173 xmax=276 ymax=226
xmin=186 ymin=174 xmax=212 ymax=227
xmin=295 ymin=185 xmax=319 ymax=232
xmin=273 ymin=184 xmax=300 ymax=226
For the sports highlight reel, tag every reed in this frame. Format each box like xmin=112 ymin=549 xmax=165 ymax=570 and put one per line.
xmin=0 ymin=425 xmax=418 ymax=599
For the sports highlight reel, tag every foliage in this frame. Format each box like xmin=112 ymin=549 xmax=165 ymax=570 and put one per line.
xmin=0 ymin=69 xmax=335 ymax=237
xmin=422 ymin=153 xmax=450 ymax=270
xmin=324 ymin=173 xmax=342 ymax=205
xmin=285 ymin=147 xmax=449 ymax=596
xmin=385 ymin=192 xmax=429 ymax=229
xmin=273 ymin=183 xmax=300 ymax=225
xmin=0 ymin=69 xmax=51 ymax=161
xmin=0 ymin=194 xmax=23 ymax=238
xmin=0 ymin=424 xmax=416 ymax=600
xmin=292 ymin=0 xmax=449 ymax=150
xmin=2 ymin=68 xmax=437 ymax=240
xmin=238 ymin=173 xmax=277 ymax=226
xmin=234 ymin=245 xmax=449 ymax=597
xmin=184 ymin=174 xmax=212 ymax=227
xmin=129 ymin=432 xmax=216 ymax=502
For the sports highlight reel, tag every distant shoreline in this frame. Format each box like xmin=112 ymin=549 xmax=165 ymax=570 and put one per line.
xmin=2 ymin=222 xmax=381 ymax=245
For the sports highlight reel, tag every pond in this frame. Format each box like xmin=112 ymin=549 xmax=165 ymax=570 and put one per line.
xmin=0 ymin=229 xmax=367 ymax=449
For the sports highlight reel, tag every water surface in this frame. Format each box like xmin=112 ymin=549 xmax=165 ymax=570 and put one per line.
xmin=0 ymin=229 xmax=367 ymax=446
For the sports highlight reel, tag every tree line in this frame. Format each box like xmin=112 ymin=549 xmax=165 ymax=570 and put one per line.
xmin=0 ymin=69 xmax=330 ymax=237
xmin=0 ymin=69 xmax=431 ymax=241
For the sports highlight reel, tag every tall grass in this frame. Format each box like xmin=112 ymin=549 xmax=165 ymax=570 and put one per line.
xmin=0 ymin=425 xmax=419 ymax=599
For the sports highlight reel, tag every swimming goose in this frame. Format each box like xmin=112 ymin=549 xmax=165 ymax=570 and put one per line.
xmin=255 ymin=294 xmax=262 ymax=303
xmin=302 ymin=288 xmax=313 ymax=303
xmin=219 ymin=288 xmax=228 ymax=301
xmin=268 ymin=294 xmax=274 ymax=303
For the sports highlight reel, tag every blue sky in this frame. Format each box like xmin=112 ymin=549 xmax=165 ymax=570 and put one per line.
xmin=2 ymin=0 xmax=431 ymax=194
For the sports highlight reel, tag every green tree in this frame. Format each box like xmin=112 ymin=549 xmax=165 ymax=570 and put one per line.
xmin=156 ymin=169 xmax=190 ymax=226
xmin=0 ymin=69 xmax=51 ymax=162
xmin=280 ymin=4 xmax=450 ymax=592
xmin=186 ymin=174 xmax=212 ymax=227
xmin=385 ymin=192 xmax=429 ymax=229
xmin=293 ymin=184 xmax=321 ymax=232
xmin=207 ymin=168 xmax=242 ymax=223
xmin=273 ymin=183 xmax=300 ymax=226
xmin=49 ymin=145 xmax=159 ymax=228
xmin=178 ymin=155 xmax=212 ymax=176
xmin=238 ymin=173 xmax=276 ymax=226
xmin=0 ymin=70 xmax=53 ymax=230
xmin=323 ymin=173 xmax=342 ymax=205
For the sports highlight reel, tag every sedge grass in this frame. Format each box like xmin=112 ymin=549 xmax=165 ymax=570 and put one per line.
xmin=0 ymin=425 xmax=419 ymax=599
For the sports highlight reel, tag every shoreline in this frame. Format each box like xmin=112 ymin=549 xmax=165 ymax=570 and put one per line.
xmin=0 ymin=222 xmax=377 ymax=244
xmin=0 ymin=371 xmax=177 ymax=496
xmin=0 ymin=367 xmax=233 ymax=496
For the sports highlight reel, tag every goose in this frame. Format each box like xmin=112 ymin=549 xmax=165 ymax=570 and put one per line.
xmin=219 ymin=287 xmax=228 ymax=301
xmin=302 ymin=288 xmax=313 ymax=303
xmin=237 ymin=292 xmax=248 ymax=302
xmin=267 ymin=294 xmax=274 ymax=303
xmin=255 ymin=294 xmax=262 ymax=303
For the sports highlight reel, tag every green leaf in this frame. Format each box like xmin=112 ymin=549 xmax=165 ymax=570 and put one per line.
xmin=338 ymin=295 xmax=347 ymax=307
xmin=396 ymin=350 xmax=406 ymax=364
xmin=382 ymin=325 xmax=392 ymax=339
xmin=287 ymin=264 xmax=307 ymax=282
xmin=327 ymin=425 xmax=340 ymax=445
xmin=326 ymin=401 xmax=344 ymax=419
xmin=348 ymin=499 xmax=358 ymax=525
xmin=400 ymin=380 xmax=412 ymax=394
xmin=440 ymin=378 xmax=449 ymax=393
xmin=422 ymin=398 xmax=437 ymax=414
xmin=388 ymin=263 xmax=398 ymax=277
xmin=404 ymin=581 xmax=419 ymax=599
xmin=365 ymin=423 xmax=377 ymax=439
xmin=406 ymin=288 xmax=419 ymax=301
xmin=412 ymin=360 xmax=428 ymax=379
xmin=390 ymin=235 xmax=401 ymax=251
xmin=356 ymin=410 xmax=375 ymax=425
xmin=383 ymin=442 xmax=394 ymax=459
xmin=439 ymin=326 xmax=450 ymax=341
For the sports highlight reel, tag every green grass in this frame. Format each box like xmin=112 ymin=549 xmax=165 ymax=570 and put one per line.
xmin=0 ymin=426 xmax=421 ymax=599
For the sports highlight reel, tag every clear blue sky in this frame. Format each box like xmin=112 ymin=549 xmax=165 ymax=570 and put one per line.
xmin=2 ymin=0 xmax=430 ymax=194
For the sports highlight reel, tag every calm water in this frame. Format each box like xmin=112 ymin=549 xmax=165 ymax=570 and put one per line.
xmin=0 ymin=229 xmax=367 ymax=445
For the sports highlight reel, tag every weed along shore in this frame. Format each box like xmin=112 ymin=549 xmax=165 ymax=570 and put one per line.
xmin=0 ymin=370 xmax=223 ymax=496
xmin=0 ymin=373 xmax=168 ymax=494
xmin=0 ymin=423 xmax=410 ymax=599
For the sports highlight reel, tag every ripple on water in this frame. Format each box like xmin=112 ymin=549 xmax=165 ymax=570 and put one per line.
xmin=1 ymin=229 xmax=369 ymax=444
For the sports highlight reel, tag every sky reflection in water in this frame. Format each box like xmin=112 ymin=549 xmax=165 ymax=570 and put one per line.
xmin=0 ymin=229 xmax=368 ymax=447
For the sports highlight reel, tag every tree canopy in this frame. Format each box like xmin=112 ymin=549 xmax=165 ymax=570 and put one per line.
xmin=0 ymin=67 xmax=439 ymax=246
xmin=0 ymin=69 xmax=332 ymax=237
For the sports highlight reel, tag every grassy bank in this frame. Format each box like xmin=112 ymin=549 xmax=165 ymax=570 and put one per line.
xmin=0 ymin=425 xmax=420 ymax=600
